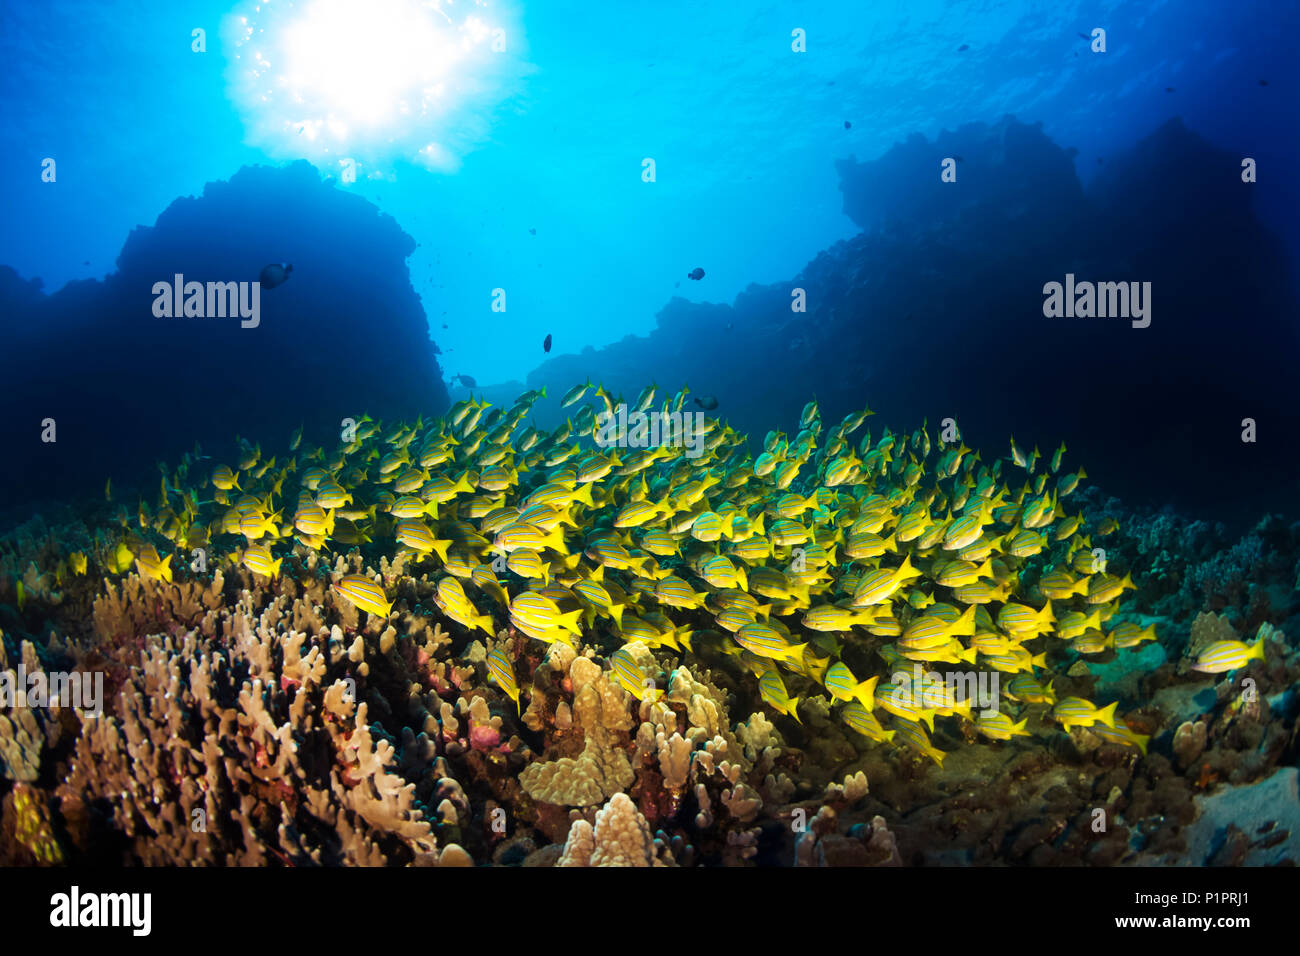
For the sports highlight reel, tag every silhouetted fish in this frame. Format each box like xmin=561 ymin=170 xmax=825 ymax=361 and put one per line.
xmin=456 ymin=374 xmax=477 ymax=388
xmin=957 ymin=44 xmax=968 ymax=51
xmin=543 ymin=333 xmax=552 ymax=353
xmin=844 ymin=120 xmax=852 ymax=129
xmin=694 ymin=396 xmax=719 ymax=410
xmin=1259 ymin=79 xmax=1268 ymax=86
xmin=1165 ymin=86 xmax=1175 ymax=92
xmin=688 ymin=267 xmax=705 ymax=281
xmin=529 ymin=227 xmax=537 ymax=234
xmin=259 ymin=263 xmax=293 ymax=288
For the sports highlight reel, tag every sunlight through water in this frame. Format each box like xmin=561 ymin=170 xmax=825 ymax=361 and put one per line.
xmin=223 ymin=0 xmax=525 ymax=174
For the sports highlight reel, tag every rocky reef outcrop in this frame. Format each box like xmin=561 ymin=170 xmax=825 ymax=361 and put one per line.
xmin=0 ymin=161 xmax=448 ymax=516
xmin=515 ymin=117 xmax=1299 ymax=523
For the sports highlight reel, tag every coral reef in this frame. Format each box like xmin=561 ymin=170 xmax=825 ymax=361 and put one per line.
xmin=0 ymin=377 xmax=1297 ymax=868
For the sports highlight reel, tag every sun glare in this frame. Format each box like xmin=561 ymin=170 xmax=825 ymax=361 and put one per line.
xmin=225 ymin=0 xmax=520 ymax=173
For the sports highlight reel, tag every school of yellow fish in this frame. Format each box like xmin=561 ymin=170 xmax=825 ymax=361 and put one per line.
xmin=95 ymin=381 xmax=1210 ymax=769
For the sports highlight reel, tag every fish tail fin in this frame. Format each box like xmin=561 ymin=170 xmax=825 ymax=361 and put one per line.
xmin=544 ymin=526 xmax=569 ymax=554
xmin=1097 ymin=701 xmax=1118 ymax=729
xmin=857 ymin=676 xmax=880 ymax=707
xmin=896 ymin=553 xmax=915 ymax=580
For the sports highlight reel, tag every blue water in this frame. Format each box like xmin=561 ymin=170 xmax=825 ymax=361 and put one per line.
xmin=4 ymin=0 xmax=1297 ymax=387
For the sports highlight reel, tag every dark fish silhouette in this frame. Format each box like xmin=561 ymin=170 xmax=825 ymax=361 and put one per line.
xmin=1259 ymin=79 xmax=1268 ymax=86
xmin=844 ymin=120 xmax=852 ymax=129
xmin=529 ymin=227 xmax=537 ymax=235
xmin=456 ymin=374 xmax=477 ymax=388
xmin=954 ymin=155 xmax=965 ymax=163
xmin=1165 ymin=86 xmax=1175 ymax=92
xmin=687 ymin=267 xmax=705 ymax=281
xmin=957 ymin=44 xmax=968 ymax=51
xmin=543 ymin=333 xmax=552 ymax=353
xmin=259 ymin=262 xmax=293 ymax=289
xmin=694 ymin=396 xmax=719 ymax=410
xmin=1078 ymin=32 xmax=1089 ymax=40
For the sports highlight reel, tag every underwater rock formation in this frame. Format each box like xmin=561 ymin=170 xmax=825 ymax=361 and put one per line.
xmin=0 ymin=161 xmax=448 ymax=516
xmin=513 ymin=117 xmax=1299 ymax=522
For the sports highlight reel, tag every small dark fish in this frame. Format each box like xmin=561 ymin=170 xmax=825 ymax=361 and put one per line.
xmin=543 ymin=333 xmax=552 ymax=353
xmin=694 ymin=396 xmax=719 ymax=411
xmin=957 ymin=44 xmax=968 ymax=51
xmin=687 ymin=267 xmax=705 ymax=281
xmin=1259 ymin=79 xmax=1268 ymax=86
xmin=529 ymin=227 xmax=537 ymax=234
xmin=259 ymin=262 xmax=293 ymax=289
xmin=442 ymin=323 xmax=448 ymax=329
xmin=1165 ymin=86 xmax=1175 ymax=92
xmin=82 ymin=260 xmax=90 ymax=265
xmin=844 ymin=120 xmax=852 ymax=129
xmin=1078 ymin=32 xmax=1089 ymax=40
xmin=456 ymin=374 xmax=477 ymax=388
xmin=954 ymin=155 xmax=964 ymax=163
